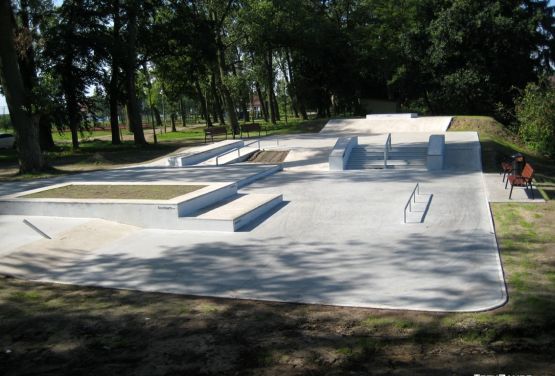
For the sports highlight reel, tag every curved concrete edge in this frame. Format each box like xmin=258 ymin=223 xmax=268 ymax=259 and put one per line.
xmin=8 ymin=276 xmax=506 ymax=313
xmin=474 ymin=168 xmax=509 ymax=314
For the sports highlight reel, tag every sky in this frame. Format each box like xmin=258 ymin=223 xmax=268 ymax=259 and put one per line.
xmin=1 ymin=0 xmax=555 ymax=112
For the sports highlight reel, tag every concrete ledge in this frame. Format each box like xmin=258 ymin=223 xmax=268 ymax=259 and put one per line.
xmin=427 ymin=135 xmax=445 ymax=171
xmin=366 ymin=113 xmax=418 ymax=119
xmin=177 ymin=193 xmax=283 ymax=231
xmin=167 ymin=140 xmax=244 ymax=166
xmin=0 ymin=182 xmax=237 ymax=228
xmin=329 ymin=136 xmax=358 ymax=171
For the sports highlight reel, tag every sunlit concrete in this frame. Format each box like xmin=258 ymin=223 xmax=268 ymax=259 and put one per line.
xmin=0 ymin=122 xmax=507 ymax=312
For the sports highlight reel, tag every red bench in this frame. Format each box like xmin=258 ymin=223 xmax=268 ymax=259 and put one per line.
xmin=501 ymin=161 xmax=512 ymax=182
xmin=506 ymin=163 xmax=535 ymax=199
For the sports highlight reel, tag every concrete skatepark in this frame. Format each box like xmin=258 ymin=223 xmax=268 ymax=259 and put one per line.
xmin=0 ymin=115 xmax=519 ymax=312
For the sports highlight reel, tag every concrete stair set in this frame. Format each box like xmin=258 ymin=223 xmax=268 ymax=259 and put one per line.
xmin=347 ymin=145 xmax=427 ymax=170
xmin=179 ymin=191 xmax=282 ymax=232
xmin=167 ymin=141 xmax=283 ymax=231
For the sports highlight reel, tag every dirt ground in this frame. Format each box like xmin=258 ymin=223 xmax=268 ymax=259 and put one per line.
xmin=0 ymin=275 xmax=553 ymax=376
xmin=1 ymin=202 xmax=554 ymax=375
xmin=20 ymin=184 xmax=206 ymax=200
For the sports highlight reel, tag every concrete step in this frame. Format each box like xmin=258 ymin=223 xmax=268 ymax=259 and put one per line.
xmin=179 ymin=193 xmax=283 ymax=232
xmin=347 ymin=159 xmax=426 ymax=170
xmin=349 ymin=155 xmax=427 ymax=161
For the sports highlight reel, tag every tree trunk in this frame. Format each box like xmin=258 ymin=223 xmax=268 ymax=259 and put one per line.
xmin=38 ymin=114 xmax=55 ymax=150
xmin=212 ymin=11 xmax=239 ymax=135
xmin=0 ymin=0 xmax=44 ymax=172
xmin=109 ymin=1 xmax=122 ymax=144
xmin=272 ymin=87 xmax=280 ymax=121
xmin=152 ymin=107 xmax=163 ymax=127
xmin=283 ymin=50 xmax=299 ymax=117
xmin=195 ymin=80 xmax=212 ymax=127
xmin=124 ymin=2 xmax=146 ymax=145
xmin=299 ymin=100 xmax=308 ymax=120
xmin=210 ymin=71 xmax=225 ymax=124
xmin=179 ymin=97 xmax=186 ymax=128
xmin=265 ymin=50 xmax=277 ymax=125
xmin=171 ymin=113 xmax=177 ymax=132
xmin=255 ymin=81 xmax=269 ymax=122
xmin=241 ymin=100 xmax=250 ymax=123
xmin=60 ymin=54 xmax=80 ymax=149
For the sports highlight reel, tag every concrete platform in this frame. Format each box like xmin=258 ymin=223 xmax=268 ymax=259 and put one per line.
xmin=0 ymin=130 xmax=507 ymax=312
xmin=320 ymin=117 xmax=453 ymax=135
xmin=188 ymin=193 xmax=283 ymax=231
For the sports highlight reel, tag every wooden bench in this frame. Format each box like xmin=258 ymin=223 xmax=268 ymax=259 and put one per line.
xmin=501 ymin=161 xmax=513 ymax=182
xmin=240 ymin=123 xmax=266 ymax=138
xmin=506 ymin=163 xmax=535 ymax=199
xmin=204 ymin=126 xmax=228 ymax=143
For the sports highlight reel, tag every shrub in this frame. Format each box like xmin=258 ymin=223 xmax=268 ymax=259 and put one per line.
xmin=515 ymin=81 xmax=555 ymax=156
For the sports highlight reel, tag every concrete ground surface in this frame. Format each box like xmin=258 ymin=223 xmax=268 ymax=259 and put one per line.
xmin=482 ymin=173 xmax=545 ymax=202
xmin=0 ymin=118 xmax=508 ymax=312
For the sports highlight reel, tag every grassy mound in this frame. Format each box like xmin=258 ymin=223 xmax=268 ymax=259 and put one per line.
xmin=450 ymin=116 xmax=555 ymax=199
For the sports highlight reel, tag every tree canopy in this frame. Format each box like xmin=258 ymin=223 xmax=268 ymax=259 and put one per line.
xmin=0 ymin=0 xmax=554 ymax=172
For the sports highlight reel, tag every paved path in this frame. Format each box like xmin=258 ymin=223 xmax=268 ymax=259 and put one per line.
xmin=482 ymin=173 xmax=545 ymax=202
xmin=0 ymin=130 xmax=507 ymax=312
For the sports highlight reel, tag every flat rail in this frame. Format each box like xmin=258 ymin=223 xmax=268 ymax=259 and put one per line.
xmin=23 ymin=219 xmax=51 ymax=239
xmin=403 ymin=183 xmax=420 ymax=223
xmin=384 ymin=133 xmax=392 ymax=168
xmin=215 ymin=140 xmax=261 ymax=166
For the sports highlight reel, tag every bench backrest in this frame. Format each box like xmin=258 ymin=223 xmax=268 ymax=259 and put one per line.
xmin=241 ymin=123 xmax=261 ymax=132
xmin=204 ymin=126 xmax=227 ymax=134
xmin=522 ymin=163 xmax=534 ymax=179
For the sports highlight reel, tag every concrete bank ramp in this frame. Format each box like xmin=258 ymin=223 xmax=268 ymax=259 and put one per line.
xmin=321 ymin=117 xmax=453 ymax=135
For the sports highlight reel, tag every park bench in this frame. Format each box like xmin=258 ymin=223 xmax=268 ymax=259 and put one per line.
xmin=204 ymin=126 xmax=228 ymax=143
xmin=501 ymin=161 xmax=513 ymax=182
xmin=240 ymin=123 xmax=267 ymax=138
xmin=506 ymin=163 xmax=535 ymax=199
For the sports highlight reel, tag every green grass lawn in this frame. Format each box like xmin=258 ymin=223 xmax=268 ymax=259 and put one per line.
xmin=450 ymin=116 xmax=555 ymax=199
xmin=0 ymin=117 xmax=326 ymax=181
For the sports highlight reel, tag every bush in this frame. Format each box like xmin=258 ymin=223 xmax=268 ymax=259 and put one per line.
xmin=515 ymin=81 xmax=555 ymax=156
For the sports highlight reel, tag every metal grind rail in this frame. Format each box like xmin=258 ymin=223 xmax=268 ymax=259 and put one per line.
xmin=384 ymin=133 xmax=392 ymax=168
xmin=23 ymin=219 xmax=51 ymax=239
xmin=403 ymin=183 xmax=420 ymax=223
xmin=215 ymin=140 xmax=261 ymax=166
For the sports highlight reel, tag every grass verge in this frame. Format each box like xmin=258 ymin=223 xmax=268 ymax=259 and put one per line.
xmin=0 ymin=118 xmax=327 ymax=182
xmin=450 ymin=116 xmax=555 ymax=199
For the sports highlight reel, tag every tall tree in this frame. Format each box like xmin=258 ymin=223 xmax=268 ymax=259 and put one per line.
xmin=0 ymin=0 xmax=44 ymax=172
xmin=123 ymin=0 xmax=147 ymax=145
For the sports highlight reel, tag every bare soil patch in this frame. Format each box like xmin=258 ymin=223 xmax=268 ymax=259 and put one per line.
xmin=248 ymin=150 xmax=290 ymax=164
xmin=20 ymin=184 xmax=206 ymax=200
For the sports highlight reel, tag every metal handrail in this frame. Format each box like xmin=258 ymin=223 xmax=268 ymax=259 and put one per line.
xmin=215 ymin=140 xmax=261 ymax=166
xmin=384 ymin=133 xmax=392 ymax=168
xmin=403 ymin=183 xmax=420 ymax=223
